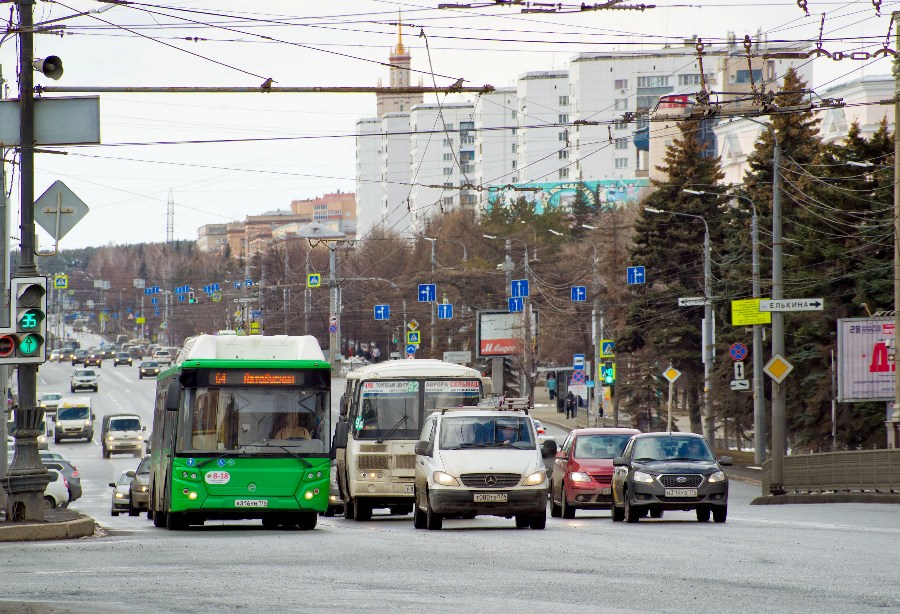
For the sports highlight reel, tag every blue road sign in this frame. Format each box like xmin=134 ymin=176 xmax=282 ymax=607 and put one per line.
xmin=418 ymin=283 xmax=436 ymax=302
xmin=179 ymin=296 xmax=185 ymax=302
xmin=245 ymin=279 xmax=252 ymax=287
xmin=144 ymin=288 xmax=151 ymax=296
xmin=203 ymin=285 xmax=210 ymax=293
xmin=112 ymin=313 xmax=119 ymax=319
xmin=212 ymin=283 xmax=219 ymax=292
xmin=153 ymin=286 xmax=160 ymax=293
xmin=374 ymin=305 xmax=390 ymax=320
xmin=571 ymin=286 xmax=587 ymax=302
xmin=437 ymin=304 xmax=453 ymax=319
xmin=234 ymin=281 xmax=241 ymax=289
xmin=406 ymin=344 xmax=417 ymax=354
xmin=511 ymin=279 xmax=529 ymax=298
xmin=627 ymin=266 xmax=646 ymax=285
xmin=251 ymin=310 xmax=262 ymax=319
xmin=573 ymin=354 xmax=585 ymax=370
xmin=571 ymin=370 xmax=586 ymax=384
xmin=729 ymin=342 xmax=748 ymax=361
xmin=150 ymin=297 xmax=158 ymax=305
xmin=601 ymin=340 xmax=615 ymax=357
xmin=508 ymin=297 xmax=523 ymax=313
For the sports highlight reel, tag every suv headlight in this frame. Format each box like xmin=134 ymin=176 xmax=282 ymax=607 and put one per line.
xmin=633 ymin=471 xmax=655 ymax=484
xmin=432 ymin=471 xmax=459 ymax=486
xmin=707 ymin=470 xmax=726 ymax=483
xmin=568 ymin=471 xmax=591 ymax=483
xmin=522 ymin=470 xmax=546 ymax=486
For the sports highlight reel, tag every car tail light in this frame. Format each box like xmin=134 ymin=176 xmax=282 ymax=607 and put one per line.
xmin=72 ymin=470 xmax=79 ymax=477
xmin=64 ymin=477 xmax=69 ymax=487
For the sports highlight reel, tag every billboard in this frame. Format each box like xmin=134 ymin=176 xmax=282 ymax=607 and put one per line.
xmin=837 ymin=317 xmax=896 ymax=402
xmin=487 ymin=179 xmax=649 ymax=214
xmin=477 ymin=310 xmax=538 ymax=358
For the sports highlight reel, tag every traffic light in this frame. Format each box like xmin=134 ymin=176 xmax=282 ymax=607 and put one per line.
xmin=600 ymin=361 xmax=616 ymax=385
xmin=0 ymin=276 xmax=48 ymax=364
xmin=188 ymin=291 xmax=197 ymax=304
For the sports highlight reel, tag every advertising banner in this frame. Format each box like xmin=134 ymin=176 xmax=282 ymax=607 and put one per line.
xmin=837 ymin=317 xmax=896 ymax=402
xmin=487 ymin=179 xmax=649 ymax=214
xmin=477 ymin=310 xmax=538 ymax=358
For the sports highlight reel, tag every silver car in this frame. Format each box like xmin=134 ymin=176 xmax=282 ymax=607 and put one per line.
xmin=110 ymin=470 xmax=134 ymax=516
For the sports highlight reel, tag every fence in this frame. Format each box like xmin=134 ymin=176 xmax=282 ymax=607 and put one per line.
xmin=762 ymin=449 xmax=900 ymax=493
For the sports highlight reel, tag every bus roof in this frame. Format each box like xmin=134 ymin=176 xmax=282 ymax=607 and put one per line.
xmin=346 ymin=359 xmax=482 ymax=380
xmin=179 ymin=334 xmax=326 ymax=363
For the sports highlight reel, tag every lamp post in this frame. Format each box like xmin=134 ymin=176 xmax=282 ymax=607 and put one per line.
xmin=645 ymin=206 xmax=714 ymax=443
xmin=484 ymin=234 xmax=534 ymax=401
xmin=685 ymin=189 xmax=764 ymax=463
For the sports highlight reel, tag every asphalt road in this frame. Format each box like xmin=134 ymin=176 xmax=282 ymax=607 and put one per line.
xmin=4 ymin=359 xmax=899 ymax=613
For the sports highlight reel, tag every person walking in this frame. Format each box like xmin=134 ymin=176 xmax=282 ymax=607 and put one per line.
xmin=565 ymin=391 xmax=575 ymax=420
xmin=546 ymin=374 xmax=557 ymax=402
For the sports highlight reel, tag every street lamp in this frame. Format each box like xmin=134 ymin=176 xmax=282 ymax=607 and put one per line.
xmin=685 ymin=189 xmax=765 ymax=464
xmin=645 ymin=206 xmax=715 ymax=444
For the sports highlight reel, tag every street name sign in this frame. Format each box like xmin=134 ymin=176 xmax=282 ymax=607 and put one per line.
xmin=678 ymin=296 xmax=710 ymax=307
xmin=730 ymin=379 xmax=750 ymax=391
xmin=759 ymin=298 xmax=824 ymax=312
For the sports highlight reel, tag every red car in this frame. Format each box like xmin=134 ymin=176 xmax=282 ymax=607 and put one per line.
xmin=550 ymin=427 xmax=640 ymax=519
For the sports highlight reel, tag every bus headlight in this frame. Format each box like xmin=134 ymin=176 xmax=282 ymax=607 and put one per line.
xmin=432 ymin=471 xmax=459 ymax=486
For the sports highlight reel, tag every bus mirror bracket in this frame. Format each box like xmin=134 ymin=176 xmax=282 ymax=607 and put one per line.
xmin=165 ymin=380 xmax=181 ymax=411
xmin=333 ymin=421 xmax=349 ymax=449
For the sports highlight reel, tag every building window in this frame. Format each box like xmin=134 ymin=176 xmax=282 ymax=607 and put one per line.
xmin=558 ymin=113 xmax=569 ymax=124
xmin=443 ymin=138 xmax=453 ymax=146
xmin=512 ymin=175 xmax=518 ymax=182
xmin=460 ymin=121 xmax=474 ymax=131
xmin=511 ymin=110 xmax=517 ymax=118
xmin=400 ymin=104 xmax=404 ymax=111
xmin=613 ymin=120 xmax=628 ymax=130
xmin=614 ymin=79 xmax=628 ymax=90
xmin=559 ymin=149 xmax=568 ymax=159
xmin=511 ymin=128 xmax=517 ymax=135
xmin=443 ymin=197 xmax=454 ymax=206
xmin=615 ymin=138 xmax=628 ymax=150
xmin=462 ymin=194 xmax=478 ymax=205
xmin=615 ymin=158 xmax=628 ymax=169
xmin=559 ymin=168 xmax=569 ymax=179
xmin=734 ymin=69 xmax=762 ymax=83
xmin=637 ymin=75 xmax=669 ymax=88
xmin=512 ymin=160 xmax=517 ymax=169
xmin=443 ymin=153 xmax=453 ymax=161
xmin=443 ymin=167 xmax=453 ymax=176
xmin=559 ymin=95 xmax=569 ymax=106
xmin=511 ymin=143 xmax=517 ymax=153
xmin=614 ymin=99 xmax=628 ymax=110
xmin=678 ymin=74 xmax=713 ymax=86
xmin=558 ymin=130 xmax=569 ymax=142
xmin=461 ymin=135 xmax=475 ymax=144
xmin=444 ymin=123 xmax=454 ymax=131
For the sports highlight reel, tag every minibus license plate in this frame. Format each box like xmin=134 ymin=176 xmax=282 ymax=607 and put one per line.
xmin=474 ymin=493 xmax=507 ymax=503
xmin=234 ymin=499 xmax=268 ymax=508
xmin=664 ymin=488 xmax=697 ymax=498
xmin=404 ymin=484 xmax=414 ymax=494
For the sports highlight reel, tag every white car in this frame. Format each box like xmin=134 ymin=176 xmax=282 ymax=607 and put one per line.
xmin=70 ymin=369 xmax=99 ymax=392
xmin=152 ymin=350 xmax=172 ymax=366
xmin=38 ymin=392 xmax=63 ymax=415
xmin=44 ymin=468 xmax=70 ymax=510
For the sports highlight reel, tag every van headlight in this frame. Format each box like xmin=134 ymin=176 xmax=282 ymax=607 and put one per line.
xmin=522 ymin=470 xmax=546 ymax=486
xmin=432 ymin=471 xmax=459 ymax=486
xmin=107 ymin=435 xmax=114 ymax=442
xmin=84 ymin=420 xmax=91 ymax=427
xmin=707 ymin=471 xmax=726 ymax=483
xmin=633 ymin=471 xmax=655 ymax=484
xmin=137 ymin=435 xmax=143 ymax=441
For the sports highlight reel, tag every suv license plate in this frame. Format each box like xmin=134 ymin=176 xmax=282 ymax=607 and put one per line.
xmin=473 ymin=493 xmax=507 ymax=503
xmin=234 ymin=499 xmax=268 ymax=508
xmin=665 ymin=488 xmax=698 ymax=498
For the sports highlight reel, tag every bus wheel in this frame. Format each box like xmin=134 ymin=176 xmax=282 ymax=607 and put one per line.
xmin=153 ymin=509 xmax=166 ymax=528
xmin=354 ymin=501 xmax=372 ymax=521
xmin=296 ymin=513 xmax=317 ymax=531
xmin=343 ymin=499 xmax=355 ymax=520
xmin=166 ymin=511 xmax=186 ymax=531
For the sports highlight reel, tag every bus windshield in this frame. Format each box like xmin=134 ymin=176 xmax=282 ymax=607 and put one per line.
xmin=184 ymin=387 xmax=330 ymax=455
xmin=355 ymin=380 xmax=420 ymax=441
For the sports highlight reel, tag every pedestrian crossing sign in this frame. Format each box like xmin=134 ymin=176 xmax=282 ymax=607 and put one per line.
xmin=307 ymin=274 xmax=321 ymax=288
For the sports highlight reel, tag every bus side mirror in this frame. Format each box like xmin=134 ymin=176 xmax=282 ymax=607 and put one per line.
xmin=333 ymin=421 xmax=349 ymax=450
xmin=339 ymin=394 xmax=348 ymax=418
xmin=165 ymin=380 xmax=181 ymax=411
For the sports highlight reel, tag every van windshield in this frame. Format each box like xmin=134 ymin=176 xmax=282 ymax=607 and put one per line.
xmin=439 ymin=416 xmax=536 ymax=450
xmin=58 ymin=406 xmax=89 ymax=421
xmin=109 ymin=418 xmax=141 ymax=431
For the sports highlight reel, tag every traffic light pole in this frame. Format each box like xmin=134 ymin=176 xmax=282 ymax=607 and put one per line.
xmin=2 ymin=0 xmax=51 ymax=522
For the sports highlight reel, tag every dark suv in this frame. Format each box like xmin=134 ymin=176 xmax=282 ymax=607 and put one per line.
xmin=71 ymin=349 xmax=88 ymax=365
xmin=611 ymin=433 xmax=731 ymax=523
xmin=113 ymin=352 xmax=133 ymax=366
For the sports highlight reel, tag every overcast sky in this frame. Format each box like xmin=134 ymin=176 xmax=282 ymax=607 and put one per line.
xmin=0 ymin=0 xmax=893 ymax=250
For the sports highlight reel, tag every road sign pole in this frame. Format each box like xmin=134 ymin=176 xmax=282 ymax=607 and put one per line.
xmin=667 ymin=379 xmax=674 ymax=433
xmin=771 ymin=142 xmax=786 ymax=495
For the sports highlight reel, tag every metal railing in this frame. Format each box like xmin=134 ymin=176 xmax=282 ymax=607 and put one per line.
xmin=762 ymin=449 xmax=900 ymax=493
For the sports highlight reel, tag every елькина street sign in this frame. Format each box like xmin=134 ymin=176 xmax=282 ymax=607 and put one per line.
xmin=759 ymin=298 xmax=824 ymax=312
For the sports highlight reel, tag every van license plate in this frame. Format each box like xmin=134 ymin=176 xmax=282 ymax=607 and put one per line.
xmin=664 ymin=488 xmax=698 ymax=498
xmin=234 ymin=499 xmax=268 ymax=508
xmin=473 ymin=493 xmax=507 ymax=503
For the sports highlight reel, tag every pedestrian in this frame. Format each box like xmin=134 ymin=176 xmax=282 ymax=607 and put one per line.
xmin=546 ymin=374 xmax=557 ymax=401
xmin=372 ymin=345 xmax=381 ymax=362
xmin=565 ymin=391 xmax=575 ymax=420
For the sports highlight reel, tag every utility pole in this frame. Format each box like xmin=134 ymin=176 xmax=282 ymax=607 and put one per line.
xmin=591 ymin=244 xmax=602 ymax=427
xmin=426 ymin=237 xmax=436 ymax=355
xmin=892 ymin=10 xmax=900 ymax=448
xmin=0 ymin=152 xmax=9 ymax=486
xmin=750 ymin=200 xmax=765 ymax=465
xmin=770 ymin=141 xmax=786 ymax=495
xmin=2 ymin=0 xmax=51 ymax=521
xmin=283 ymin=241 xmax=290 ymax=335
xmin=523 ymin=244 xmax=534 ymax=404
xmin=703 ymin=221 xmax=714 ymax=445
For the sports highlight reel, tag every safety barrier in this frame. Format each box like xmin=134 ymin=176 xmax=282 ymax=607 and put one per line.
xmin=762 ymin=449 xmax=900 ymax=493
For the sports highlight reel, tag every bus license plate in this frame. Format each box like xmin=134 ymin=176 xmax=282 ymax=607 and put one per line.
xmin=664 ymin=488 xmax=698 ymax=498
xmin=404 ymin=484 xmax=414 ymax=494
xmin=234 ymin=499 xmax=268 ymax=508
xmin=473 ymin=493 xmax=507 ymax=503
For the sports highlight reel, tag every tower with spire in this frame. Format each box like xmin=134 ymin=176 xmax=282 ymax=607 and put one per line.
xmin=376 ymin=19 xmax=423 ymax=117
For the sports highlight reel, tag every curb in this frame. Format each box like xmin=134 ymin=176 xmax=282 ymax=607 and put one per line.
xmin=0 ymin=515 xmax=96 ymax=542
xmin=751 ymin=493 xmax=900 ymax=505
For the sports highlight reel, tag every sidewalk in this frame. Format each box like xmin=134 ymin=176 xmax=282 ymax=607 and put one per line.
xmin=0 ymin=507 xmax=95 ymax=542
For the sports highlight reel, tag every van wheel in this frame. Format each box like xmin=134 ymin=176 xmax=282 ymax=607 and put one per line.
xmin=530 ymin=511 xmax=547 ymax=530
xmin=354 ymin=501 xmax=372 ymax=521
xmin=413 ymin=491 xmax=427 ymax=529
xmin=515 ymin=515 xmax=530 ymax=528
xmin=128 ymin=505 xmax=139 ymax=517
xmin=111 ymin=510 xmax=119 ymax=517
xmin=425 ymin=491 xmax=442 ymax=530
xmin=102 ymin=448 xmax=109 ymax=459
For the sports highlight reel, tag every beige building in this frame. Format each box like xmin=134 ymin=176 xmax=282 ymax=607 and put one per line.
xmin=197 ymin=224 xmax=227 ymax=253
xmin=290 ymin=191 xmax=356 ymax=236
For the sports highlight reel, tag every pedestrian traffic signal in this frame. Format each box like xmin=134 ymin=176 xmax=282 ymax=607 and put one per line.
xmin=188 ymin=291 xmax=197 ymax=304
xmin=600 ymin=361 xmax=616 ymax=385
xmin=0 ymin=276 xmax=48 ymax=364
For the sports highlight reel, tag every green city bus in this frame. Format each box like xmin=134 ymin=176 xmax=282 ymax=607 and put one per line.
xmin=147 ymin=334 xmax=331 ymax=530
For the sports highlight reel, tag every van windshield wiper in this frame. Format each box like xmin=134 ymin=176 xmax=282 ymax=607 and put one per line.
xmin=377 ymin=414 xmax=408 ymax=444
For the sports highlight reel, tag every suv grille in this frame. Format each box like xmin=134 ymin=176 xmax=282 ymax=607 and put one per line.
xmin=460 ymin=473 xmax=520 ymax=488
xmin=660 ymin=474 xmax=703 ymax=488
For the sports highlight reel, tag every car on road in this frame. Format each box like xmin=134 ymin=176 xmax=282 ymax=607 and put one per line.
xmin=44 ymin=468 xmax=70 ymax=510
xmin=152 ymin=349 xmax=173 ymax=366
xmin=138 ymin=361 xmax=161 ymax=379
xmin=113 ymin=352 xmax=133 ymax=366
xmin=70 ymin=368 xmax=99 ymax=392
xmin=101 ymin=413 xmax=145 ymax=458
xmin=71 ymin=349 xmax=88 ymax=365
xmin=49 ymin=349 xmax=61 ymax=362
xmin=110 ymin=470 xmax=134 ymax=516
xmin=100 ymin=348 xmax=116 ymax=360
xmin=43 ymin=458 xmax=82 ymax=502
xmin=611 ymin=432 xmax=731 ymax=523
xmin=38 ymin=392 xmax=64 ymax=416
xmin=128 ymin=346 xmax=144 ymax=359
xmin=54 ymin=399 xmax=95 ymax=443
xmin=550 ymin=427 xmax=641 ymax=519
xmin=413 ymin=408 xmax=557 ymax=531
xmin=129 ymin=455 xmax=151 ymax=515
xmin=58 ymin=348 xmax=75 ymax=362
xmin=83 ymin=352 xmax=102 ymax=367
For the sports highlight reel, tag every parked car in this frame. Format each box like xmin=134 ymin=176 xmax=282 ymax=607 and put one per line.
xmin=138 ymin=361 xmax=161 ymax=379
xmin=43 ymin=457 xmax=82 ymax=502
xmin=110 ymin=470 xmax=134 ymax=516
xmin=71 ymin=349 xmax=88 ymax=365
xmin=128 ymin=455 xmax=151 ymax=515
xmin=70 ymin=368 xmax=99 ymax=392
xmin=611 ymin=432 xmax=732 ymax=523
xmin=83 ymin=352 xmax=102 ymax=367
xmin=113 ymin=352 xmax=133 ymax=366
xmin=101 ymin=414 xmax=145 ymax=458
xmin=44 ymin=468 xmax=70 ymax=510
xmin=550 ymin=427 xmax=641 ymax=519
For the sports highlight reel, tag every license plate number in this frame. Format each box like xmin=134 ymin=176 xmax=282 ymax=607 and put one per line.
xmin=234 ymin=499 xmax=268 ymax=508
xmin=601 ymin=487 xmax=611 ymax=495
xmin=403 ymin=484 xmax=414 ymax=494
xmin=665 ymin=488 xmax=698 ymax=498
xmin=473 ymin=493 xmax=508 ymax=503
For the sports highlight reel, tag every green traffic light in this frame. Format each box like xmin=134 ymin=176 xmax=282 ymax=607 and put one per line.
xmin=18 ymin=334 xmax=40 ymax=356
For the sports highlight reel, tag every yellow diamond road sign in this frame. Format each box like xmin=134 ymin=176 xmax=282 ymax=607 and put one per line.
xmin=662 ymin=366 xmax=681 ymax=383
xmin=764 ymin=353 xmax=794 ymax=383
xmin=407 ymin=320 xmax=419 ymax=331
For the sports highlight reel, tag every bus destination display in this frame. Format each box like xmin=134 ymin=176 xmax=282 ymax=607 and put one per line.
xmin=212 ymin=371 xmax=297 ymax=386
